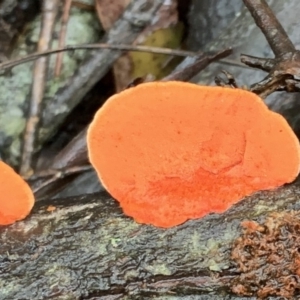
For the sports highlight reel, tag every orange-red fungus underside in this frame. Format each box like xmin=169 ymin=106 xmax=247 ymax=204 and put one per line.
xmin=87 ymin=81 xmax=300 ymax=228
xmin=0 ymin=161 xmax=34 ymax=225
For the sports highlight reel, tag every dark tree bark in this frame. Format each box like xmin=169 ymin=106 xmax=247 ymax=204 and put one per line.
xmin=1 ymin=179 xmax=300 ymax=299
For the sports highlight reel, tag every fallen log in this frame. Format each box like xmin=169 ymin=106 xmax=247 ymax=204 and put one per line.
xmin=1 ymin=179 xmax=300 ymax=299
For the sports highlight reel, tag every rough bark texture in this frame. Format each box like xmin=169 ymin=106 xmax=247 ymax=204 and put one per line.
xmin=1 ymin=179 xmax=300 ymax=299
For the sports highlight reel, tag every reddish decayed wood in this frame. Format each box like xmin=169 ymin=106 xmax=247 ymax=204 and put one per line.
xmin=87 ymin=82 xmax=300 ymax=228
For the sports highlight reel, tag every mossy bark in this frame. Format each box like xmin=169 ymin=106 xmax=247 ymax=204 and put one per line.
xmin=0 ymin=6 xmax=101 ymax=166
xmin=1 ymin=180 xmax=300 ymax=299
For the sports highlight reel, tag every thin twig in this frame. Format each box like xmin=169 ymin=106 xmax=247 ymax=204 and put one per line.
xmin=54 ymin=0 xmax=72 ymax=76
xmin=242 ymin=0 xmax=295 ymax=57
xmin=240 ymin=54 xmax=275 ymax=72
xmin=20 ymin=0 xmax=60 ymax=177
xmin=0 ymin=44 xmax=200 ymax=71
xmin=217 ymin=57 xmax=248 ymax=69
xmin=32 ymin=165 xmax=92 ymax=194
xmin=162 ymin=48 xmax=232 ymax=81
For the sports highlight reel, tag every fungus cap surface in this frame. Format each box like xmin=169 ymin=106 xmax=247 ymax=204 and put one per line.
xmin=0 ymin=161 xmax=34 ymax=225
xmin=87 ymin=81 xmax=300 ymax=228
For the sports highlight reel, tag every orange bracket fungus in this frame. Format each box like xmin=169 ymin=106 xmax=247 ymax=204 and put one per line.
xmin=87 ymin=81 xmax=300 ymax=228
xmin=0 ymin=161 xmax=34 ymax=225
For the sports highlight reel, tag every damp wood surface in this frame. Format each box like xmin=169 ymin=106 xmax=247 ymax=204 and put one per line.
xmin=1 ymin=179 xmax=300 ymax=299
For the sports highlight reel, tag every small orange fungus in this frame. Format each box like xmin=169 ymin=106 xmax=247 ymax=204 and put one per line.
xmin=46 ymin=205 xmax=56 ymax=212
xmin=87 ymin=81 xmax=300 ymax=228
xmin=0 ymin=161 xmax=34 ymax=225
